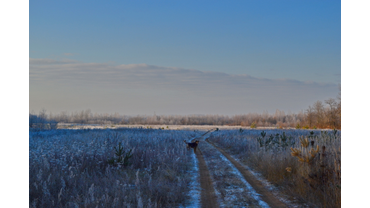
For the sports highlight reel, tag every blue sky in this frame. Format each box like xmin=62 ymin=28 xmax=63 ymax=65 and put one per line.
xmin=29 ymin=0 xmax=341 ymax=115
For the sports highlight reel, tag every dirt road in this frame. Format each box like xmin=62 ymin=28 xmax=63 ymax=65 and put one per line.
xmin=193 ymin=129 xmax=287 ymax=208
xmin=205 ymin=137 xmax=287 ymax=208
xmin=195 ymin=148 xmax=220 ymax=208
xmin=191 ymin=129 xmax=219 ymax=208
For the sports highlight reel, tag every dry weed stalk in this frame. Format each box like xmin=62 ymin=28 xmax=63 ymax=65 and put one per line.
xmin=290 ymin=147 xmax=301 ymax=157
xmin=291 ymin=140 xmax=336 ymax=195
xmin=300 ymin=136 xmax=309 ymax=148
xmin=291 ymin=136 xmax=319 ymax=164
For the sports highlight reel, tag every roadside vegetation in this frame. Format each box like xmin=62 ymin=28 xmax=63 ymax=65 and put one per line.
xmin=209 ymin=129 xmax=341 ymax=208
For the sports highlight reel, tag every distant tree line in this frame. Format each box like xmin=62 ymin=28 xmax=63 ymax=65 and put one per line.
xmin=31 ymin=96 xmax=341 ymax=129
xmin=29 ymin=109 xmax=58 ymax=130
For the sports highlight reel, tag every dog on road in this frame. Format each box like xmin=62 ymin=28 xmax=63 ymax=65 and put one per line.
xmin=184 ymin=140 xmax=200 ymax=153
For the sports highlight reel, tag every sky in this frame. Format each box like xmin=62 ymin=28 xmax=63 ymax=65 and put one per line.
xmin=29 ymin=0 xmax=341 ymax=115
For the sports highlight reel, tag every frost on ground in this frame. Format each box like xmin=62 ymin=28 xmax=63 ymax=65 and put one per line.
xmin=180 ymin=151 xmax=201 ymax=208
xmin=230 ymin=155 xmax=304 ymax=208
xmin=29 ymin=127 xmax=331 ymax=207
xmin=199 ymin=139 xmax=266 ymax=208
xmin=209 ymin=129 xmax=339 ymax=208
xmin=218 ymin=154 xmax=270 ymax=208
xmin=29 ymin=128 xmax=198 ymax=208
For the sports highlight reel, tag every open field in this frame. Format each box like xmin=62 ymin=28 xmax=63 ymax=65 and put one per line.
xmin=30 ymin=126 xmax=340 ymax=207
xmin=30 ymin=128 xmax=198 ymax=207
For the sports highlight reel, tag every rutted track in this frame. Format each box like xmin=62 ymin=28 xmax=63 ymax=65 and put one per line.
xmin=192 ymin=129 xmax=220 ymax=208
xmin=206 ymin=138 xmax=287 ymax=208
xmin=194 ymin=129 xmax=287 ymax=208
xmin=195 ymin=148 xmax=220 ymax=208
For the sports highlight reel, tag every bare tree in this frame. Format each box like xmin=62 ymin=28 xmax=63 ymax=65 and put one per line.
xmin=313 ymin=101 xmax=325 ymax=128
xmin=325 ymin=98 xmax=339 ymax=129
xmin=336 ymin=86 xmax=341 ymax=128
xmin=305 ymin=105 xmax=315 ymax=128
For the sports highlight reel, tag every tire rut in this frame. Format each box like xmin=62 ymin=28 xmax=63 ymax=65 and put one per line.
xmin=195 ymin=149 xmax=220 ymax=208
xmin=206 ymin=137 xmax=287 ymax=208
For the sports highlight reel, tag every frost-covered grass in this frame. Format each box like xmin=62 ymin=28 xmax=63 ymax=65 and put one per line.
xmin=209 ymin=129 xmax=341 ymax=208
xmin=180 ymin=152 xmax=201 ymax=208
xmin=29 ymin=128 xmax=198 ymax=208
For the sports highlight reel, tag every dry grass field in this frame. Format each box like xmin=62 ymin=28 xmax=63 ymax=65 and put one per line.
xmin=29 ymin=128 xmax=199 ymax=207
xmin=30 ymin=126 xmax=340 ymax=207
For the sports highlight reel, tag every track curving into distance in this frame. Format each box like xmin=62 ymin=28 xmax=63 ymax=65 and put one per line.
xmin=193 ymin=129 xmax=287 ymax=208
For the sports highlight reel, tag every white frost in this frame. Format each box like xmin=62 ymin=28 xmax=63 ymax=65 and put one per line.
xmin=218 ymin=153 xmax=270 ymax=208
xmin=180 ymin=151 xmax=201 ymax=208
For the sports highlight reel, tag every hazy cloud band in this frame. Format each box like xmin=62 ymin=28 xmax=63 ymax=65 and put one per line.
xmin=29 ymin=58 xmax=339 ymax=115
